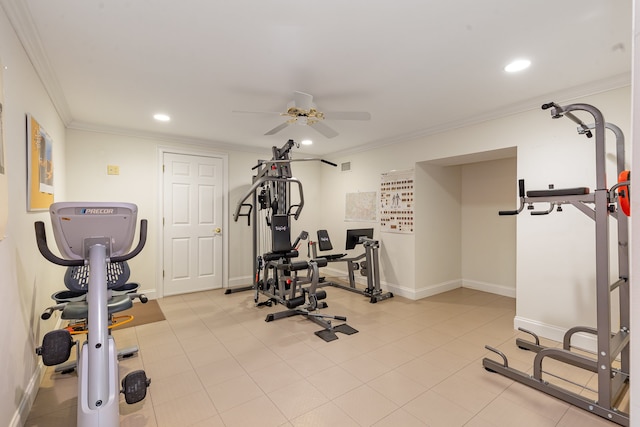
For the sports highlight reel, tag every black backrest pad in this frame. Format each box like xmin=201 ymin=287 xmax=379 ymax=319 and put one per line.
xmin=271 ymin=214 xmax=292 ymax=253
xmin=317 ymin=229 xmax=333 ymax=251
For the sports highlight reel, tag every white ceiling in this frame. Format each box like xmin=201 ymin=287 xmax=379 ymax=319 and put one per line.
xmin=3 ymin=0 xmax=632 ymax=156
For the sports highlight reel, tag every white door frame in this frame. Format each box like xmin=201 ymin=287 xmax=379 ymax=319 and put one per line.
xmin=157 ymin=146 xmax=229 ymax=298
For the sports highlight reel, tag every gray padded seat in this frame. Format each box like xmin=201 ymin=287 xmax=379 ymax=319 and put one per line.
xmin=61 ymin=294 xmax=133 ymax=320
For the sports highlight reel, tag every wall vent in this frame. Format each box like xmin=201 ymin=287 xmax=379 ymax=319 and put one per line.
xmin=341 ymin=161 xmax=351 ymax=172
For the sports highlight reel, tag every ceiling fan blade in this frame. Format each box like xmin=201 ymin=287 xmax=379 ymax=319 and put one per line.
xmin=265 ymin=122 xmax=290 ymax=135
xmin=232 ymin=110 xmax=282 ymax=116
xmin=309 ymin=121 xmax=339 ymax=138
xmin=323 ymin=111 xmax=371 ymax=121
xmin=293 ymin=91 xmax=314 ymax=111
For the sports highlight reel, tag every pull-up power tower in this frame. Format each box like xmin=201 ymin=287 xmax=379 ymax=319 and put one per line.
xmin=483 ymin=103 xmax=630 ymax=426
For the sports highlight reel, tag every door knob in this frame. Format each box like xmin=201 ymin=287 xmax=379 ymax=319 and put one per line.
xmin=214 ymin=228 xmax=222 ymax=233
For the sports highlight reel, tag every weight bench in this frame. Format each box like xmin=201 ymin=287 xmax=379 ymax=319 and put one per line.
xmin=255 ymin=215 xmax=358 ymax=341
xmin=264 ymin=257 xmax=358 ymax=342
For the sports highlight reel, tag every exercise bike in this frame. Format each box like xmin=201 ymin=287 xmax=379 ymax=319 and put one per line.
xmin=34 ymin=202 xmax=150 ymax=426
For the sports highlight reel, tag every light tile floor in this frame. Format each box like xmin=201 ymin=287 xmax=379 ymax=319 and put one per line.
xmin=26 ymin=286 xmax=626 ymax=426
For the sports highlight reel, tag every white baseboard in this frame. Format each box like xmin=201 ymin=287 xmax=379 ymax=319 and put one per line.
xmin=227 ymin=275 xmax=253 ymax=289
xmin=412 ymin=279 xmax=462 ymax=300
xmin=12 ymin=314 xmax=65 ymax=427
xmin=10 ymin=359 xmax=45 ymax=427
xmin=462 ymin=279 xmax=516 ymax=298
xmin=139 ymin=288 xmax=158 ymax=300
xmin=514 ymin=316 xmax=597 ymax=353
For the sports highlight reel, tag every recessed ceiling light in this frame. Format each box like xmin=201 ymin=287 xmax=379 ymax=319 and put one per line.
xmin=301 ymin=139 xmax=312 ymax=145
xmin=504 ymin=59 xmax=531 ymax=73
xmin=153 ymin=113 xmax=171 ymax=122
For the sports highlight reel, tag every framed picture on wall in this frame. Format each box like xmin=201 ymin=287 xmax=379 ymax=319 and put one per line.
xmin=26 ymin=113 xmax=54 ymax=211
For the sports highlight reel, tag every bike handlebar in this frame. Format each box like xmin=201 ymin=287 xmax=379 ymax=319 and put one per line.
xmin=34 ymin=219 xmax=148 ymax=266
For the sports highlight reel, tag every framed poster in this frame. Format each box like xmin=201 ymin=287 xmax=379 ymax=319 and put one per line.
xmin=27 ymin=113 xmax=54 ymax=211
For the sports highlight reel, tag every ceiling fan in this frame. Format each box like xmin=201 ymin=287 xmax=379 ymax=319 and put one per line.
xmin=233 ymin=91 xmax=371 ymax=138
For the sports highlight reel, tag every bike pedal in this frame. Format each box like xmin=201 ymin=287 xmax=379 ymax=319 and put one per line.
xmin=36 ymin=329 xmax=74 ymax=366
xmin=121 ymin=370 xmax=150 ymax=404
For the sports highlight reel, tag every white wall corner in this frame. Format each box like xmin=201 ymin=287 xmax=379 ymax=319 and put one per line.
xmin=413 ymin=279 xmax=462 ymax=300
xmin=462 ymin=279 xmax=516 ymax=298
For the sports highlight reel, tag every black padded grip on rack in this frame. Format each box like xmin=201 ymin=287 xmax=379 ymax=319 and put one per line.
xmin=498 ymin=179 xmax=525 ymax=215
xmin=518 ymin=179 xmax=525 ymax=197
xmin=541 ymin=102 xmax=555 ymax=110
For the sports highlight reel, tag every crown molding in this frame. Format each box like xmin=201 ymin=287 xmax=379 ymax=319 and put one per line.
xmin=1 ymin=0 xmax=73 ymax=124
xmin=328 ymin=73 xmax=631 ymax=159
xmin=67 ymin=120 xmax=269 ymax=155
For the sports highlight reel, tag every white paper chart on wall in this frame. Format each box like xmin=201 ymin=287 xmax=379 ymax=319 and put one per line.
xmin=380 ymin=169 xmax=414 ymax=234
xmin=345 ymin=191 xmax=377 ymax=222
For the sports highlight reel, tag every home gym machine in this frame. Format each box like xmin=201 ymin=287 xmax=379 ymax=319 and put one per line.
xmin=483 ymin=102 xmax=630 ymax=426
xmin=309 ymin=228 xmax=393 ymax=303
xmin=230 ymin=139 xmax=358 ymax=341
xmin=34 ymin=202 xmax=150 ymax=426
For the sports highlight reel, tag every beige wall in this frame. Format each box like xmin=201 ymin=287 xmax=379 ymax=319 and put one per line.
xmin=461 ymin=157 xmax=517 ymax=296
xmin=323 ymin=87 xmax=629 ymax=347
xmin=65 ymin=129 xmax=325 ymax=293
xmin=0 ymin=6 xmax=67 ymax=426
xmin=0 ymin=2 xmax=634 ymax=422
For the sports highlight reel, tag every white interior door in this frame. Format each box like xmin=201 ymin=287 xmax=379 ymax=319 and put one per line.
xmin=163 ymin=152 xmax=223 ymax=295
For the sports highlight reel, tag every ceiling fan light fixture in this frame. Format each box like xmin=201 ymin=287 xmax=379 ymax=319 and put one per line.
xmin=504 ymin=59 xmax=531 ymax=73
xmin=153 ymin=113 xmax=171 ymax=122
xmin=301 ymin=139 xmax=312 ymax=145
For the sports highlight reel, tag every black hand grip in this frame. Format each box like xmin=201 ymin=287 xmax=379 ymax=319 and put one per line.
xmin=111 ymin=219 xmax=147 ymax=263
xmin=35 ymin=219 xmax=147 ymax=266
xmin=498 ymin=210 xmax=519 ymax=216
xmin=34 ymin=221 xmax=83 ymax=266
xmin=335 ymin=316 xmax=347 ymax=321
xmin=541 ymin=102 xmax=555 ymax=110
xmin=518 ymin=179 xmax=525 ymax=197
xmin=41 ymin=308 xmax=53 ymax=320
xmin=321 ymin=159 xmax=338 ymax=167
